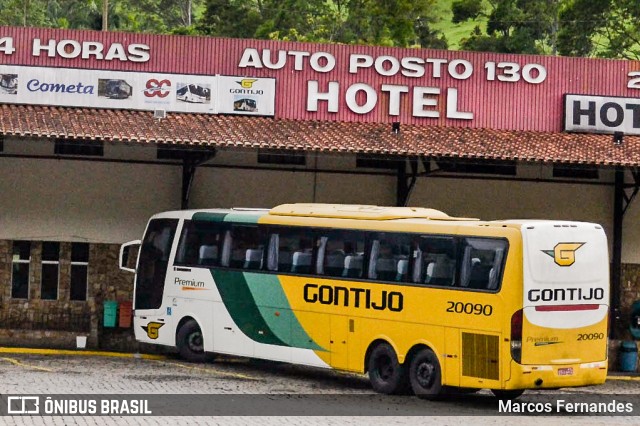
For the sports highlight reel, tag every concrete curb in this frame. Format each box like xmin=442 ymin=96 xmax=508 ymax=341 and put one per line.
xmin=0 ymin=346 xmax=167 ymax=360
xmin=606 ymin=375 xmax=640 ymax=381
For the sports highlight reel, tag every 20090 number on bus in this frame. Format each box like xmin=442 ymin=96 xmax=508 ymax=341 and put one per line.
xmin=303 ymin=283 xmax=403 ymax=312
xmin=577 ymin=333 xmax=605 ymax=341
xmin=446 ymin=301 xmax=493 ymax=316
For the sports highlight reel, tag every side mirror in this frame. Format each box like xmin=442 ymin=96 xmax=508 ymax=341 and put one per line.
xmin=119 ymin=240 xmax=141 ymax=273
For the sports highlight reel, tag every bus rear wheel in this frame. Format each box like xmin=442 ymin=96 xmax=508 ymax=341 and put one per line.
xmin=367 ymin=343 xmax=408 ymax=394
xmin=491 ymin=389 xmax=524 ymax=400
xmin=177 ymin=320 xmax=206 ymax=363
xmin=409 ymin=348 xmax=443 ymax=399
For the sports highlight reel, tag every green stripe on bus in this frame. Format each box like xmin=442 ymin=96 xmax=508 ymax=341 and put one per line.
xmin=192 ymin=212 xmax=228 ymax=222
xmin=243 ymin=273 xmax=325 ymax=351
xmin=222 ymin=212 xmax=263 ymax=224
xmin=211 ymin=269 xmax=287 ymax=347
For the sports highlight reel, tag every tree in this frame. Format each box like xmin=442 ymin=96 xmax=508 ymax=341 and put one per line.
xmin=339 ymin=0 xmax=446 ymax=48
xmin=254 ymin=0 xmax=333 ymax=41
xmin=198 ymin=0 xmax=262 ymax=38
xmin=46 ymin=0 xmax=104 ymax=30
xmin=196 ymin=0 xmax=446 ymax=47
xmin=455 ymin=0 xmax=559 ymax=54
xmin=451 ymin=0 xmax=483 ymax=24
xmin=0 ymin=0 xmax=50 ymax=27
xmin=558 ymin=0 xmax=640 ymax=60
xmin=112 ymin=0 xmax=205 ymax=34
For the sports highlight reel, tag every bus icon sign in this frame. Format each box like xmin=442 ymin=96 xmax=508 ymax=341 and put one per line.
xmin=7 ymin=396 xmax=40 ymax=414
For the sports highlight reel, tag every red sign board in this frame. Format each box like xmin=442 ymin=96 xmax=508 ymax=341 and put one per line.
xmin=1 ymin=26 xmax=639 ymax=132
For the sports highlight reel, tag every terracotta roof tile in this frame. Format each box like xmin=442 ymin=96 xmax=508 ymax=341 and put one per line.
xmin=1 ymin=104 xmax=640 ymax=166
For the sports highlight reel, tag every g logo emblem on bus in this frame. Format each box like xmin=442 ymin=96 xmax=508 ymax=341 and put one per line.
xmin=142 ymin=321 xmax=164 ymax=339
xmin=542 ymin=243 xmax=585 ymax=267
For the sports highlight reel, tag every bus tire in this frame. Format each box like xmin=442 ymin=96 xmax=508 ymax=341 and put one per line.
xmin=177 ymin=320 xmax=206 ymax=363
xmin=409 ymin=348 xmax=443 ymax=399
xmin=491 ymin=389 xmax=524 ymax=400
xmin=367 ymin=343 xmax=408 ymax=395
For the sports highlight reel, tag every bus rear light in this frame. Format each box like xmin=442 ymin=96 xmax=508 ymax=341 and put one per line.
xmin=511 ymin=309 xmax=523 ymax=363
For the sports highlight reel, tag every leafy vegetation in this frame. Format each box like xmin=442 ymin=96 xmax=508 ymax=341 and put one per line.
xmin=2 ymin=0 xmax=639 ymax=58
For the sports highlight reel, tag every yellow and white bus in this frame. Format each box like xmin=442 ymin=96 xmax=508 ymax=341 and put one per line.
xmin=119 ymin=203 xmax=609 ymax=399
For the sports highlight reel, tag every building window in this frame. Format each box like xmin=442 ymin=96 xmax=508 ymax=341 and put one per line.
xmin=435 ymin=159 xmax=517 ymax=176
xmin=552 ymin=164 xmax=599 ymax=179
xmin=257 ymin=149 xmax=306 ymax=165
xmin=356 ymin=154 xmax=401 ymax=169
xmin=54 ymin=138 xmax=104 ymax=156
xmin=157 ymin=146 xmax=188 ymax=160
xmin=70 ymin=243 xmax=89 ymax=301
xmin=11 ymin=241 xmax=31 ymax=299
xmin=41 ymin=242 xmax=60 ymax=300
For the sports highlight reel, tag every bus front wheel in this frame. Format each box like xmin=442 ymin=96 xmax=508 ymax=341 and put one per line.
xmin=367 ymin=343 xmax=408 ymax=394
xmin=409 ymin=348 xmax=443 ymax=399
xmin=177 ymin=320 xmax=206 ymax=363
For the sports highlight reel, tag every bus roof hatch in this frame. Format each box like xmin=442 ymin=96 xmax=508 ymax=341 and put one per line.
xmin=269 ymin=203 xmax=478 ymax=221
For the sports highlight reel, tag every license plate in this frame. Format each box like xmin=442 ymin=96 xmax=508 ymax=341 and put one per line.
xmin=558 ymin=367 xmax=574 ymax=376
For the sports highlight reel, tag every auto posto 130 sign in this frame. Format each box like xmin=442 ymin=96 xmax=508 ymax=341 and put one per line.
xmin=564 ymin=94 xmax=640 ymax=135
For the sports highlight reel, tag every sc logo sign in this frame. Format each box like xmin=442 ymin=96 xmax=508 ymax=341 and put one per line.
xmin=144 ymin=79 xmax=171 ymax=98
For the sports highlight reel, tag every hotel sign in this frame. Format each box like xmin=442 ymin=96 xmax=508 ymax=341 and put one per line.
xmin=564 ymin=94 xmax=640 ymax=136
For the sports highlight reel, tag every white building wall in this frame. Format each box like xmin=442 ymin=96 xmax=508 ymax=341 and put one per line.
xmin=190 ymin=167 xmax=315 ymax=209
xmin=0 ymin=157 xmax=180 ymax=244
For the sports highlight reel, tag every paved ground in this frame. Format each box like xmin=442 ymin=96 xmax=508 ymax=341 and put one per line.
xmin=0 ymin=352 xmax=639 ymax=425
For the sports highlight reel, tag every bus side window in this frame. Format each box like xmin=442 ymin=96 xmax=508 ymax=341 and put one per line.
xmin=414 ymin=235 xmax=456 ymax=286
xmin=460 ymin=238 xmax=508 ymax=290
xmin=229 ymin=225 xmax=265 ymax=270
xmin=316 ymin=230 xmax=365 ymax=278
xmin=268 ymin=228 xmax=312 ymax=274
xmin=174 ymin=220 xmax=223 ymax=267
xmin=367 ymin=232 xmax=410 ymax=282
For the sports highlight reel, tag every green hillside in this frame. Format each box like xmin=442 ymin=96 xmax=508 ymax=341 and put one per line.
xmin=431 ymin=0 xmax=488 ymax=50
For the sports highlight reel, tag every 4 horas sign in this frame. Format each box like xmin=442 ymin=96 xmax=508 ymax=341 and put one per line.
xmin=0 ymin=36 xmax=149 ymax=62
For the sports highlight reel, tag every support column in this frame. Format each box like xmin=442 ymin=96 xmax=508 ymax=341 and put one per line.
xmin=611 ymin=167 xmax=624 ymax=339
xmin=396 ymin=157 xmax=418 ymax=207
xmin=396 ymin=159 xmax=407 ymax=207
xmin=181 ymin=159 xmax=197 ymax=210
xmin=180 ymin=150 xmax=215 ymax=210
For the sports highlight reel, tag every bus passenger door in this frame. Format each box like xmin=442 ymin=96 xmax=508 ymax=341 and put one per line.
xmin=443 ymin=328 xmax=460 ymax=387
xmin=330 ymin=315 xmax=351 ymax=370
xmin=133 ymin=218 xmax=179 ymax=347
